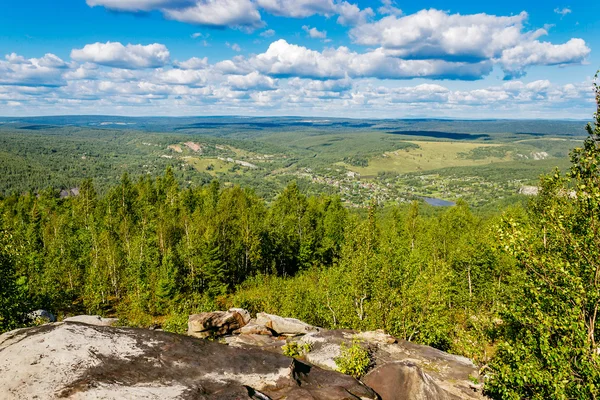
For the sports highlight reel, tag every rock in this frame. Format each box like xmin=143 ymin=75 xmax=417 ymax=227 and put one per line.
xmin=188 ymin=310 xmax=249 ymax=338
xmin=63 ymin=315 xmax=118 ymax=326
xmin=225 ymin=333 xmax=284 ymax=351
xmin=26 ymin=310 xmax=56 ymax=323
xmin=363 ymin=361 xmax=458 ymax=400
xmin=0 ymin=323 xmax=378 ymax=400
xmin=238 ymin=320 xmax=273 ymax=335
xmin=229 ymin=308 xmax=251 ymax=325
xmin=255 ymin=312 xmax=320 ymax=336
xmin=297 ymin=329 xmax=485 ymax=399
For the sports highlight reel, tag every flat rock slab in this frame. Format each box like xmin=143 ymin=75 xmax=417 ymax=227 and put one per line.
xmin=0 ymin=323 xmax=377 ymax=400
xmin=63 ymin=315 xmax=118 ymax=326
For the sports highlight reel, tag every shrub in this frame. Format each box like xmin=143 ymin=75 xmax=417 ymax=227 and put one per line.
xmin=282 ymin=341 xmax=312 ymax=358
xmin=335 ymin=339 xmax=371 ymax=378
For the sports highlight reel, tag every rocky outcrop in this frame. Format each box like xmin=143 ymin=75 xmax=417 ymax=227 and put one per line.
xmin=255 ymin=312 xmax=320 ymax=336
xmin=297 ymin=329 xmax=483 ymax=399
xmin=63 ymin=315 xmax=118 ymax=326
xmin=2 ymin=310 xmax=486 ymax=399
xmin=363 ymin=361 xmax=458 ymax=400
xmin=0 ymin=322 xmax=377 ymax=399
xmin=188 ymin=308 xmax=250 ymax=338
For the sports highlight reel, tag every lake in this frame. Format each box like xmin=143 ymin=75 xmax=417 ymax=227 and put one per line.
xmin=420 ymin=197 xmax=456 ymax=207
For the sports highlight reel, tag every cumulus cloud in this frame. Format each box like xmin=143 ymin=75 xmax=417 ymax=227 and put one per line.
xmin=0 ymin=53 xmax=68 ymax=86
xmin=174 ymin=57 xmax=209 ymax=69
xmin=162 ymin=0 xmax=263 ymax=30
xmin=71 ymin=42 xmax=171 ymax=69
xmin=500 ymin=38 xmax=590 ymax=78
xmin=226 ymin=71 xmax=277 ymax=90
xmin=87 ymin=0 xmax=372 ymax=29
xmin=256 ymin=0 xmax=336 ymax=18
xmin=302 ymin=26 xmax=327 ymax=39
xmin=88 ymin=0 xmax=263 ymax=30
xmin=335 ymin=1 xmax=374 ymax=26
xmin=238 ymin=39 xmax=492 ymax=80
xmin=349 ymin=9 xmax=590 ymax=78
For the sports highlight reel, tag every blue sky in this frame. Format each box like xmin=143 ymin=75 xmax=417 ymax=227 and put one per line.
xmin=0 ymin=0 xmax=598 ymax=118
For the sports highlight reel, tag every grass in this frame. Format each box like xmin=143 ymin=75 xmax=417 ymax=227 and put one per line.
xmin=184 ymin=157 xmax=232 ymax=175
xmin=339 ymin=141 xmax=514 ymax=176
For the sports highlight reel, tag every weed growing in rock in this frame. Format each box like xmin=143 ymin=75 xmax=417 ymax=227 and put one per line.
xmin=282 ymin=341 xmax=312 ymax=358
xmin=335 ymin=339 xmax=371 ymax=378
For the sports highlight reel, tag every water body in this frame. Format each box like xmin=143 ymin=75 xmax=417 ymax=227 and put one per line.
xmin=420 ymin=197 xmax=456 ymax=207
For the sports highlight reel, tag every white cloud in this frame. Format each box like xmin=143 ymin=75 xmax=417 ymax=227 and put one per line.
xmin=86 ymin=0 xmax=191 ymax=12
xmin=226 ymin=71 xmax=277 ymax=90
xmin=256 ymin=0 xmax=336 ymax=18
xmin=378 ymin=0 xmax=402 ymax=16
xmin=241 ymin=39 xmax=492 ymax=80
xmin=162 ymin=0 xmax=263 ymax=30
xmin=227 ymin=42 xmax=242 ymax=52
xmin=71 ymin=42 xmax=170 ymax=69
xmin=335 ymin=1 xmax=374 ymax=26
xmin=554 ymin=7 xmax=572 ymax=16
xmin=0 ymin=53 xmax=68 ymax=86
xmin=174 ymin=57 xmax=209 ymax=69
xmin=349 ymin=9 xmax=590 ymax=78
xmin=500 ymin=38 xmax=590 ymax=78
xmin=260 ymin=29 xmax=276 ymax=37
xmin=302 ymin=26 xmax=327 ymax=39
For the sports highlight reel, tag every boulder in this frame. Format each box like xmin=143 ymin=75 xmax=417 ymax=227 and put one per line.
xmin=362 ymin=361 xmax=458 ymax=400
xmin=228 ymin=308 xmax=251 ymax=325
xmin=188 ymin=309 xmax=249 ymax=338
xmin=0 ymin=323 xmax=378 ymax=400
xmin=63 ymin=315 xmax=118 ymax=326
xmin=238 ymin=320 xmax=273 ymax=336
xmin=255 ymin=312 xmax=320 ymax=336
xmin=297 ymin=329 xmax=485 ymax=400
xmin=26 ymin=310 xmax=56 ymax=323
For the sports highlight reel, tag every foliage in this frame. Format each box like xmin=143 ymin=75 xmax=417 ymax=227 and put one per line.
xmin=485 ymin=73 xmax=600 ymax=399
xmin=281 ymin=341 xmax=312 ymax=358
xmin=0 ymin=229 xmax=27 ymax=332
xmin=335 ymin=339 xmax=371 ymax=378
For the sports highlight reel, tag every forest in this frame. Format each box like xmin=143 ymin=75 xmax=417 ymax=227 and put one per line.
xmin=1 ymin=86 xmax=600 ymax=399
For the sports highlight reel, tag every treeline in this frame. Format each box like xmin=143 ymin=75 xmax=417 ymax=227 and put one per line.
xmin=0 ymin=169 xmax=517 ymax=354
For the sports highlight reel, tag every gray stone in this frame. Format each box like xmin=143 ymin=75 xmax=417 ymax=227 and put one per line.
xmin=0 ymin=323 xmax=378 ymax=400
xmin=363 ymin=361 xmax=458 ymax=400
xmin=63 ymin=315 xmax=118 ymax=327
xmin=188 ymin=310 xmax=249 ymax=338
xmin=255 ymin=312 xmax=320 ymax=336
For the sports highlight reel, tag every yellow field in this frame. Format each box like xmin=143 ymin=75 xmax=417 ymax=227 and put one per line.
xmin=340 ymin=141 xmax=513 ymax=176
xmin=184 ymin=157 xmax=232 ymax=175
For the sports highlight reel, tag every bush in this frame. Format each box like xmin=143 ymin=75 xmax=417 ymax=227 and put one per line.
xmin=335 ymin=339 xmax=371 ymax=378
xmin=162 ymin=312 xmax=189 ymax=334
xmin=281 ymin=341 xmax=312 ymax=358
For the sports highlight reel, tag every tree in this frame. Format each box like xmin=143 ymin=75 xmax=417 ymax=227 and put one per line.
xmin=0 ymin=228 xmax=26 ymax=332
xmin=486 ymin=73 xmax=600 ymax=399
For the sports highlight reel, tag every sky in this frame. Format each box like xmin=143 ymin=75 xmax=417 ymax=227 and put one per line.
xmin=0 ymin=0 xmax=599 ymax=119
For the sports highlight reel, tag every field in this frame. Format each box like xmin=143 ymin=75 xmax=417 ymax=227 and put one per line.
xmin=339 ymin=141 xmax=514 ymax=177
xmin=0 ymin=116 xmax=588 ymax=208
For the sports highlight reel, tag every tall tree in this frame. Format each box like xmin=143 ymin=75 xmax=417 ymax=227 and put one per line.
xmin=487 ymin=73 xmax=600 ymax=399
